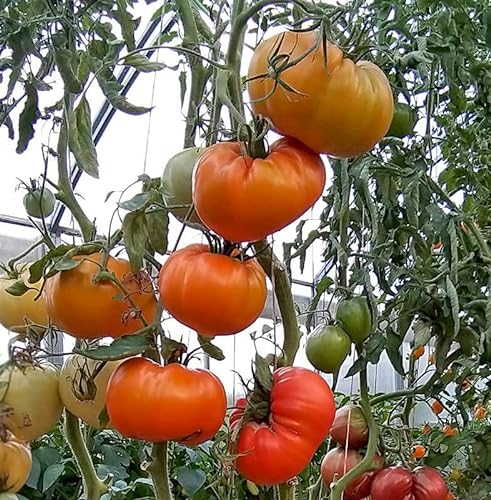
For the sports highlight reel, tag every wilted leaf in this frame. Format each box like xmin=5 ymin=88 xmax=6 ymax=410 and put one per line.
xmin=54 ymin=47 xmax=83 ymax=94
xmin=146 ymin=209 xmax=169 ymax=255
xmin=254 ymin=353 xmax=273 ymax=392
xmin=16 ymin=82 xmax=39 ymax=154
xmin=197 ymin=335 xmax=225 ymax=361
xmin=123 ymin=54 xmax=166 ymax=72
xmin=122 ymin=211 xmax=148 ymax=271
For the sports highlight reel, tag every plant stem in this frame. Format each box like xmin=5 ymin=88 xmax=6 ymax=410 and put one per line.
xmin=148 ymin=442 xmax=173 ymax=500
xmin=253 ymin=240 xmax=301 ymax=366
xmin=64 ymin=411 xmax=108 ymax=500
xmin=330 ymin=363 xmax=379 ymax=500
xmin=278 ymin=483 xmax=296 ymax=500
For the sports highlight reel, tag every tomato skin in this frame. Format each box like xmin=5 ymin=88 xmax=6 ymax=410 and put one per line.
xmin=336 ymin=297 xmax=372 ymax=344
xmin=386 ymin=102 xmax=417 ymax=138
xmin=230 ymin=367 xmax=336 ymax=485
xmin=59 ymin=355 xmax=121 ymax=429
xmin=305 ymin=325 xmax=351 ymax=373
xmin=0 ymin=431 xmax=31 ymax=493
xmin=158 ymin=244 xmax=267 ymax=336
xmin=106 ymin=358 xmax=226 ymax=444
xmin=23 ymin=188 xmax=56 ymax=219
xmin=0 ymin=363 xmax=63 ymax=442
xmin=330 ymin=405 xmax=369 ymax=450
xmin=321 ymin=448 xmax=383 ymax=500
xmin=247 ymin=31 xmax=393 ymax=158
xmin=370 ymin=466 xmax=449 ymax=500
xmin=193 ymin=137 xmax=326 ymax=242
xmin=161 ymin=147 xmax=204 ymax=225
xmin=0 ymin=264 xmax=48 ymax=332
xmin=44 ymin=253 xmax=157 ymax=339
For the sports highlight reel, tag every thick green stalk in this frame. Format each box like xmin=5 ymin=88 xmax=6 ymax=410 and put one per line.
xmin=64 ymin=411 xmax=108 ymax=499
xmin=330 ymin=365 xmax=379 ymax=500
xmin=148 ymin=442 xmax=173 ymax=500
xmin=278 ymin=483 xmax=296 ymax=500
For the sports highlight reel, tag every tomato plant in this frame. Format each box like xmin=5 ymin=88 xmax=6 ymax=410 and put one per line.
xmin=230 ymin=366 xmax=335 ymax=485
xmin=330 ymin=405 xmax=369 ymax=450
xmin=106 ymin=357 xmax=227 ymax=444
xmin=158 ymin=244 xmax=267 ymax=335
xmin=0 ymin=363 xmax=63 ymax=442
xmin=320 ymin=448 xmax=383 ymax=500
xmin=0 ymin=430 xmax=31 ymax=493
xmin=193 ymin=137 xmax=326 ymax=242
xmin=0 ymin=264 xmax=48 ymax=332
xmin=44 ymin=253 xmax=157 ymax=338
xmin=370 ymin=466 xmax=449 ymax=500
xmin=335 ymin=297 xmax=372 ymax=344
xmin=247 ymin=30 xmax=393 ymax=158
xmin=161 ymin=147 xmax=203 ymax=225
xmin=305 ymin=324 xmax=351 ymax=373
xmin=59 ymin=355 xmax=121 ymax=429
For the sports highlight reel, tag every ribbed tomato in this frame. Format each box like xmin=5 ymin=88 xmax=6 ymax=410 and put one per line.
xmin=44 ymin=253 xmax=158 ymax=338
xmin=230 ymin=367 xmax=336 ymax=485
xmin=106 ymin=358 xmax=227 ymax=444
xmin=0 ymin=431 xmax=31 ymax=493
xmin=248 ymin=30 xmax=393 ymax=158
xmin=193 ymin=137 xmax=325 ymax=242
xmin=330 ymin=405 xmax=369 ymax=450
xmin=370 ymin=466 xmax=449 ymax=500
xmin=158 ymin=244 xmax=267 ymax=335
xmin=321 ymin=448 xmax=383 ymax=500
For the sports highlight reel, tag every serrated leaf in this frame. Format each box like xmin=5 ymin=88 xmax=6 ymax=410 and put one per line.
xmin=254 ymin=353 xmax=273 ymax=392
xmin=122 ymin=211 xmax=148 ymax=271
xmin=74 ymin=335 xmax=150 ymax=360
xmin=68 ymin=96 xmax=99 ymax=178
xmin=365 ymin=334 xmax=385 ymax=364
xmin=123 ymin=54 xmax=166 ymax=72
xmin=118 ymin=192 xmax=153 ymax=211
xmin=345 ymin=356 xmax=366 ymax=378
xmin=16 ymin=82 xmax=39 ymax=154
xmin=145 ymin=209 xmax=169 ymax=255
xmin=114 ymin=0 xmax=138 ymax=50
xmin=54 ymin=47 xmax=83 ymax=94
xmin=197 ymin=335 xmax=225 ymax=361
xmin=175 ymin=467 xmax=206 ymax=497
xmin=6 ymin=280 xmax=30 ymax=296
xmin=28 ymin=244 xmax=75 ymax=283
xmin=42 ymin=463 xmax=64 ymax=492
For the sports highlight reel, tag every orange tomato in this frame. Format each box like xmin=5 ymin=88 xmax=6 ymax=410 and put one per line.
xmin=446 ymin=492 xmax=455 ymax=500
xmin=411 ymin=445 xmax=426 ymax=459
xmin=247 ymin=30 xmax=394 ymax=158
xmin=461 ymin=379 xmax=472 ymax=391
xmin=428 ymin=352 xmax=435 ymax=364
xmin=474 ymin=404 xmax=487 ymax=420
xmin=412 ymin=346 xmax=425 ymax=359
xmin=44 ymin=253 xmax=157 ymax=338
xmin=193 ymin=137 xmax=326 ymax=242
xmin=0 ymin=431 xmax=32 ymax=492
xmin=442 ymin=424 xmax=457 ymax=437
xmin=431 ymin=400 xmax=444 ymax=415
xmin=106 ymin=357 xmax=226 ymax=444
xmin=158 ymin=244 xmax=267 ymax=336
xmin=421 ymin=424 xmax=432 ymax=435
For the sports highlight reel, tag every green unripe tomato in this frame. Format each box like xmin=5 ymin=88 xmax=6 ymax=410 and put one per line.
xmin=161 ymin=147 xmax=204 ymax=225
xmin=386 ymin=102 xmax=417 ymax=138
xmin=336 ymin=297 xmax=372 ymax=344
xmin=305 ymin=324 xmax=351 ymax=373
xmin=23 ymin=187 xmax=56 ymax=219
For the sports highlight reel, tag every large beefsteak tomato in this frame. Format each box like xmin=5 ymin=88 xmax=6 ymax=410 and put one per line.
xmin=193 ymin=137 xmax=325 ymax=242
xmin=321 ymin=447 xmax=383 ymax=500
xmin=0 ymin=431 xmax=31 ymax=493
xmin=370 ymin=466 xmax=449 ymax=500
xmin=44 ymin=253 xmax=157 ymax=338
xmin=106 ymin=357 xmax=227 ymax=445
xmin=158 ymin=244 xmax=267 ymax=335
xmin=230 ymin=367 xmax=335 ymax=485
xmin=330 ymin=405 xmax=369 ymax=449
xmin=247 ymin=30 xmax=393 ymax=158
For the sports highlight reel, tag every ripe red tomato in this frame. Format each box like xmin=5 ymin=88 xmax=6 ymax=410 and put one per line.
xmin=321 ymin=448 xmax=383 ymax=500
xmin=44 ymin=253 xmax=157 ymax=338
xmin=158 ymin=244 xmax=267 ymax=335
xmin=193 ymin=137 xmax=326 ymax=242
xmin=330 ymin=405 xmax=369 ymax=450
xmin=106 ymin=358 xmax=226 ymax=445
xmin=247 ymin=30 xmax=393 ymax=158
xmin=370 ymin=466 xmax=449 ymax=500
xmin=230 ymin=367 xmax=335 ymax=485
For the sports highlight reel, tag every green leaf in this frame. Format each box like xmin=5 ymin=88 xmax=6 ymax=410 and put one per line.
xmin=179 ymin=71 xmax=187 ymax=107
xmin=42 ymin=463 xmax=64 ymax=492
xmin=118 ymin=192 xmax=153 ymax=211
xmin=122 ymin=210 xmax=148 ymax=271
xmin=28 ymin=244 xmax=75 ymax=283
xmin=54 ymin=47 xmax=83 ymax=94
xmin=175 ymin=467 xmax=206 ymax=497
xmin=114 ymin=0 xmax=138 ymax=50
xmin=74 ymin=335 xmax=150 ymax=361
xmin=25 ymin=456 xmax=41 ymax=489
xmin=98 ymin=406 xmax=110 ymax=428
xmin=34 ymin=446 xmax=60 ymax=468
xmin=16 ymin=81 xmax=39 ymax=154
xmin=254 ymin=354 xmax=273 ymax=392
xmin=6 ymin=280 xmax=30 ymax=296
xmin=413 ymin=319 xmax=431 ymax=346
xmin=54 ymin=257 xmax=81 ymax=271
xmin=68 ymin=96 xmax=99 ymax=178
xmin=123 ymin=54 xmax=166 ymax=72
xmin=197 ymin=335 xmax=225 ymax=361
xmin=306 ymin=275 xmax=334 ymax=331
xmin=345 ymin=356 xmax=366 ymax=378
xmin=386 ymin=329 xmax=405 ymax=376
xmin=145 ymin=208 xmax=169 ymax=255
xmin=364 ymin=334 xmax=385 ymax=364
xmin=484 ymin=9 xmax=491 ymax=48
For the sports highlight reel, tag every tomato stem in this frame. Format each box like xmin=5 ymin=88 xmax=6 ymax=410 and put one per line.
xmin=148 ymin=442 xmax=174 ymax=500
xmin=64 ymin=411 xmax=108 ymax=500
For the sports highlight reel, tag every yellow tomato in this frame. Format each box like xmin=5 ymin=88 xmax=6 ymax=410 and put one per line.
xmin=0 ymin=431 xmax=31 ymax=493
